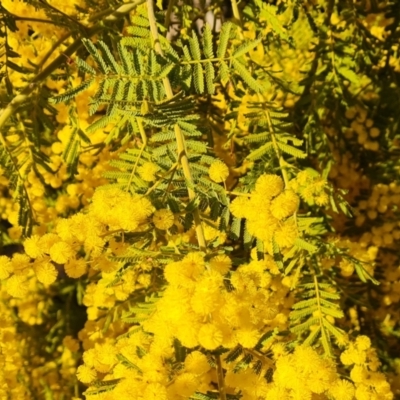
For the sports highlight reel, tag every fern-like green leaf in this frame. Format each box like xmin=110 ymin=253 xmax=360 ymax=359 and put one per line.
xmin=189 ymin=32 xmax=201 ymax=60
xmin=193 ymin=63 xmax=205 ymax=94
xmin=276 ymin=141 xmax=307 ymax=158
xmin=97 ymin=40 xmax=121 ymax=74
xmin=217 ymin=22 xmax=232 ymax=58
xmin=82 ymin=38 xmax=108 ymax=74
xmin=246 ymin=142 xmax=274 ymax=161
xmin=232 ymin=38 xmax=261 ymax=58
xmin=202 ymin=23 xmax=214 ymax=59
xmin=50 ymin=78 xmax=94 ymax=104
xmin=232 ymin=59 xmax=262 ymax=92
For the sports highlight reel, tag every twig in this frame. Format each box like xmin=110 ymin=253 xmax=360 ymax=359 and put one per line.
xmin=165 ymin=0 xmax=175 ymax=29
xmin=230 ymin=0 xmax=243 ymax=27
xmin=216 ymin=354 xmax=227 ymax=400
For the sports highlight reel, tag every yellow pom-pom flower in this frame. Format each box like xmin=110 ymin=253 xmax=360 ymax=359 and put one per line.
xmin=6 ymin=275 xmax=29 ymax=298
xmin=138 ymin=162 xmax=159 ymax=182
xmin=274 ymin=220 xmax=298 ymax=248
xmin=64 ymin=258 xmax=87 ymax=278
xmin=329 ymin=379 xmax=355 ymax=400
xmin=49 ymin=241 xmax=74 ymax=264
xmin=63 ymin=335 xmax=80 ymax=352
xmin=0 ymin=256 xmax=13 ymax=280
xmin=153 ymin=209 xmax=174 ymax=230
xmin=230 ymin=196 xmax=250 ymax=219
xmin=355 ymin=335 xmax=371 ymax=351
xmin=235 ymin=328 xmax=259 ymax=348
xmin=209 ymin=160 xmax=229 ymax=183
xmin=184 ymin=351 xmax=211 ymax=375
xmin=24 ymin=235 xmax=44 ymax=259
xmin=255 ymin=174 xmax=284 ymax=198
xmin=39 ymin=233 xmax=61 ymax=253
xmin=143 ymin=383 xmax=168 ymax=400
xmin=76 ymin=364 xmax=97 ymax=383
xmin=198 ymin=323 xmax=223 ymax=350
xmin=315 ymin=192 xmax=329 ymax=206
xmin=270 ymin=190 xmax=299 ymax=220
xmin=209 ymin=254 xmax=232 ymax=275
xmin=172 ymin=373 xmax=198 ymax=398
xmin=34 ymin=259 xmax=58 ymax=285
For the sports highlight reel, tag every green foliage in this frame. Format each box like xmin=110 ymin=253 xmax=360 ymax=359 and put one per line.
xmin=290 ymin=277 xmax=345 ymax=355
xmin=0 ymin=146 xmax=33 ymax=235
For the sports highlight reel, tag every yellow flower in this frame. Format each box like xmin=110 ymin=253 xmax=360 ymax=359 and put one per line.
xmin=181 ymin=252 xmax=206 ymax=280
xmin=330 ymin=379 xmax=355 ymax=400
xmin=230 ymin=196 xmax=251 ymax=219
xmin=235 ymin=328 xmax=259 ymax=348
xmin=164 ymin=261 xmax=189 ymax=287
xmin=39 ymin=233 xmax=60 ymax=253
xmin=153 ymin=209 xmax=174 ymax=230
xmin=209 ymin=254 xmax=232 ymax=275
xmin=209 ymin=160 xmax=229 ymax=183
xmin=94 ymin=342 xmax=117 ymax=367
xmin=56 ymin=218 xmax=75 ymax=241
xmin=274 ymin=220 xmax=298 ymax=248
xmin=270 ymin=190 xmax=299 ymax=220
xmin=138 ymin=162 xmax=159 ymax=182
xmin=172 ymin=373 xmax=198 ymax=398
xmin=63 ymin=335 xmax=80 ymax=352
xmin=11 ymin=253 xmax=31 ymax=276
xmin=49 ymin=241 xmax=74 ymax=264
xmin=143 ymin=383 xmax=168 ymax=400
xmin=190 ymin=275 xmax=222 ymax=315
xmin=6 ymin=274 xmax=29 ymax=298
xmin=271 ymin=343 xmax=287 ymax=360
xmin=184 ymin=351 xmax=210 ymax=375
xmin=246 ymin=217 xmax=278 ymax=243
xmin=0 ymin=256 xmax=13 ymax=280
xmin=350 ymin=365 xmax=367 ymax=383
xmin=355 ymin=335 xmax=371 ymax=351
xmin=64 ymin=258 xmax=87 ymax=278
xmin=76 ymin=364 xmax=96 ymax=383
xmin=297 ymin=170 xmax=313 ymax=186
xmin=34 ymin=259 xmax=58 ymax=285
xmin=198 ymin=323 xmax=223 ymax=350
xmin=132 ymin=196 xmax=154 ymax=220
xmin=23 ymin=234 xmax=44 ymax=259
xmin=315 ymin=192 xmax=329 ymax=206
xmin=340 ymin=349 xmax=354 ymax=365
xmin=255 ymin=174 xmax=284 ymax=198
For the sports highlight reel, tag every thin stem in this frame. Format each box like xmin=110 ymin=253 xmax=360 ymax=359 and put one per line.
xmin=263 ymin=105 xmax=290 ymax=187
xmin=230 ymin=0 xmax=242 ymax=27
xmin=165 ymin=0 xmax=175 ymax=29
xmin=226 ymin=190 xmax=250 ymax=197
xmin=12 ymin=16 xmax=66 ymax=25
xmin=215 ymin=354 xmax=227 ymax=400
xmin=314 ymin=274 xmax=332 ymax=356
xmin=126 ymin=119 xmax=147 ymax=191
xmin=146 ymin=0 xmax=207 ymax=252
xmin=36 ymin=32 xmax=72 ymax=71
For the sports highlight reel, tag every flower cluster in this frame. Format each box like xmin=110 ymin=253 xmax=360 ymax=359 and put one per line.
xmin=230 ymin=174 xmax=299 ymax=250
xmin=341 ymin=336 xmax=393 ymax=400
